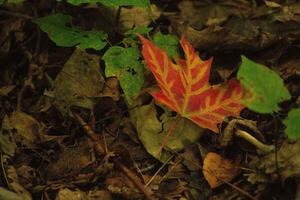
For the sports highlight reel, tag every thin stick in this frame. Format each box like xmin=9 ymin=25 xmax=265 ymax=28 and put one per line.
xmin=73 ymin=113 xmax=105 ymax=154
xmin=115 ymin=160 xmax=155 ymax=200
xmin=219 ymin=178 xmax=258 ymax=200
xmin=158 ymin=115 xmax=181 ymax=155
xmin=145 ymin=155 xmax=173 ymax=187
xmin=0 ymin=10 xmax=33 ymax=19
xmin=72 ymin=112 xmax=155 ymax=200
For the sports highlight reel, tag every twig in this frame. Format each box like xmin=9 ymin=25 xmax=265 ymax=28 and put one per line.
xmin=115 ymin=160 xmax=155 ymax=200
xmin=158 ymin=115 xmax=181 ymax=155
xmin=73 ymin=113 xmax=105 ymax=154
xmin=72 ymin=112 xmax=155 ymax=200
xmin=145 ymin=155 xmax=173 ymax=187
xmin=0 ymin=10 xmax=33 ymax=19
xmin=16 ymin=77 xmax=32 ymax=111
xmin=217 ymin=178 xmax=258 ymax=200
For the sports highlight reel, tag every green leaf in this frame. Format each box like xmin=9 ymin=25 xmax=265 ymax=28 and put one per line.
xmin=153 ymin=32 xmax=179 ymax=58
xmin=103 ymin=46 xmax=144 ymax=103
xmin=237 ymin=56 xmax=291 ymax=113
xmin=34 ymin=14 xmax=107 ymax=50
xmin=122 ymin=27 xmax=152 ymax=47
xmin=124 ymin=26 xmax=152 ymax=36
xmin=1 ymin=0 xmax=25 ymax=4
xmin=284 ymin=108 xmax=300 ymax=140
xmin=4 ymin=0 xmax=24 ymax=4
xmin=131 ymin=103 xmax=204 ymax=162
xmin=60 ymin=0 xmax=150 ymax=8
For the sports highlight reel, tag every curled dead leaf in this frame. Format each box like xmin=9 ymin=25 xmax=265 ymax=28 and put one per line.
xmin=203 ymin=152 xmax=240 ymax=188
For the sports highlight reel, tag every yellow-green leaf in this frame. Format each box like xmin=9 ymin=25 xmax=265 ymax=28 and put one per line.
xmin=237 ymin=56 xmax=291 ymax=113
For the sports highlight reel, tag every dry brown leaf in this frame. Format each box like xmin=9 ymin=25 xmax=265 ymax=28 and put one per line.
xmin=101 ymin=77 xmax=120 ymax=101
xmin=118 ymin=4 xmax=160 ymax=33
xmin=56 ymin=188 xmax=86 ymax=200
xmin=8 ymin=111 xmax=41 ymax=143
xmin=203 ymin=152 xmax=240 ymax=188
xmin=45 ymin=140 xmax=94 ymax=180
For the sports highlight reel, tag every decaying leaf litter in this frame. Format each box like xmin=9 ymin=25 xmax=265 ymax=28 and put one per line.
xmin=0 ymin=0 xmax=300 ymax=199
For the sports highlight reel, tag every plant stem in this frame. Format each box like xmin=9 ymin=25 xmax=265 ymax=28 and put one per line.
xmin=236 ymin=129 xmax=274 ymax=154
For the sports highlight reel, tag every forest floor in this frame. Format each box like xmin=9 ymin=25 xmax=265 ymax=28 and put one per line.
xmin=0 ymin=0 xmax=300 ymax=200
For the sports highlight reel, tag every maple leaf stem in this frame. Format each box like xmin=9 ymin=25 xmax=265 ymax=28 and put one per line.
xmin=159 ymin=114 xmax=182 ymax=155
xmin=236 ymin=129 xmax=275 ymax=154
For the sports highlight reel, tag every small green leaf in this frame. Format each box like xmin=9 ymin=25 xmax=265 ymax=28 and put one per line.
xmin=122 ymin=27 xmax=152 ymax=47
xmin=125 ymin=26 xmax=152 ymax=36
xmin=153 ymin=32 xmax=179 ymax=58
xmin=103 ymin=46 xmax=144 ymax=103
xmin=284 ymin=108 xmax=300 ymax=140
xmin=60 ymin=0 xmax=150 ymax=8
xmin=34 ymin=14 xmax=107 ymax=50
xmin=5 ymin=0 xmax=24 ymax=4
xmin=237 ymin=56 xmax=291 ymax=113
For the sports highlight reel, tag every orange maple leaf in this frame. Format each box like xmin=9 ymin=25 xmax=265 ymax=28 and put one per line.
xmin=139 ymin=35 xmax=245 ymax=132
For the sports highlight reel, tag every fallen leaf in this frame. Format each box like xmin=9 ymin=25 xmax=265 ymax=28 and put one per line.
xmin=139 ymin=36 xmax=244 ymax=132
xmin=60 ymin=0 xmax=150 ymax=8
xmin=247 ymin=140 xmax=300 ymax=183
xmin=101 ymin=77 xmax=120 ymax=101
xmin=0 ymin=18 xmax=25 ymax=57
xmin=46 ymin=140 xmax=94 ymax=180
xmin=182 ymin=145 xmax=202 ymax=171
xmin=0 ymin=115 xmax=17 ymax=156
xmin=3 ymin=156 xmax=32 ymax=200
xmin=0 ymin=85 xmax=15 ymax=96
xmin=51 ymin=48 xmax=104 ymax=115
xmin=176 ymin=0 xmax=252 ymax=28
xmin=203 ymin=152 xmax=240 ymax=188
xmin=0 ymin=187 xmax=24 ymax=200
xmin=118 ymin=4 xmax=160 ymax=33
xmin=16 ymin=165 xmax=37 ymax=189
xmin=56 ymin=188 xmax=86 ymax=200
xmin=170 ymin=1 xmax=300 ymax=52
xmin=131 ymin=103 xmax=204 ymax=161
xmin=8 ymin=111 xmax=41 ymax=142
xmin=105 ymin=176 xmax=140 ymax=199
xmin=88 ymin=189 xmax=112 ymax=200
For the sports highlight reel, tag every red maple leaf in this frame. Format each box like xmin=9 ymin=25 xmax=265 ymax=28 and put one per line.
xmin=139 ymin=35 xmax=245 ymax=133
